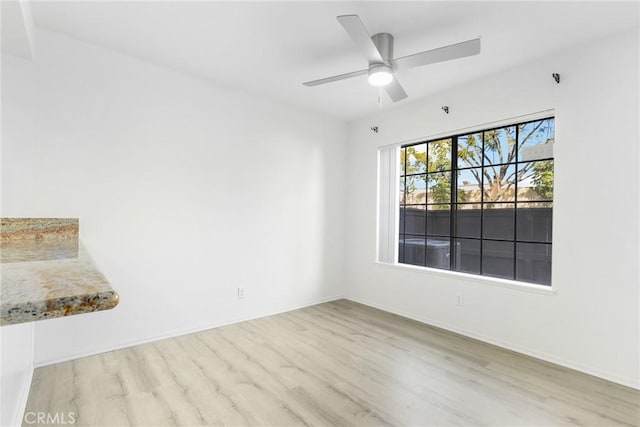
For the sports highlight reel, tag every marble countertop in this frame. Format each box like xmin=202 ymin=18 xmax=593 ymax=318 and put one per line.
xmin=1 ymin=218 xmax=119 ymax=326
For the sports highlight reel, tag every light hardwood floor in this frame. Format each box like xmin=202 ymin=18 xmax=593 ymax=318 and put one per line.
xmin=23 ymin=300 xmax=639 ymax=426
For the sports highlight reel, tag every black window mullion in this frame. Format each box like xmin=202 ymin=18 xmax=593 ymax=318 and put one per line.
xmin=450 ymin=136 xmax=458 ymax=270
xmin=479 ymin=130 xmax=485 ymax=275
xmin=424 ymin=143 xmax=429 ymax=267
xmin=513 ymin=125 xmax=519 ymax=279
xmin=402 ymin=150 xmax=407 ymax=263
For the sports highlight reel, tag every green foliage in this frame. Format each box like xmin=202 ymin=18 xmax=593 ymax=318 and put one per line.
xmin=427 ymin=139 xmax=452 ymax=204
xmin=399 ymin=139 xmax=462 ymax=204
xmin=532 ymin=160 xmax=554 ymax=200
xmin=428 ymin=139 xmax=451 ymax=173
xmin=400 ymin=120 xmax=554 ymax=205
xmin=401 ymin=146 xmax=426 ymax=200
xmin=457 ymin=133 xmax=480 ymax=166
xmin=429 ymin=174 xmax=451 ymax=203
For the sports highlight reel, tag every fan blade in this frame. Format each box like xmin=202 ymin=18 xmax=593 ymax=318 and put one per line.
xmin=385 ymin=78 xmax=408 ymax=102
xmin=391 ymin=38 xmax=480 ymax=70
xmin=302 ymin=69 xmax=368 ymax=87
xmin=337 ymin=15 xmax=383 ymax=64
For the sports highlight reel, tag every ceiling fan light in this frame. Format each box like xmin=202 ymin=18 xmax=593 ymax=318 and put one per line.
xmin=368 ymin=65 xmax=393 ymax=87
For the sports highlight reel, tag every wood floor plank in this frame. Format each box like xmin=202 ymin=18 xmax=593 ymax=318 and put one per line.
xmin=22 ymin=300 xmax=640 ymax=426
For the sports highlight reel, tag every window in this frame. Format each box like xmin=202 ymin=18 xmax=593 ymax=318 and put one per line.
xmin=397 ymin=117 xmax=554 ymax=286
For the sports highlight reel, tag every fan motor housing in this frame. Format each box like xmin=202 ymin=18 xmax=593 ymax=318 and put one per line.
xmin=371 ymin=32 xmax=394 ymax=62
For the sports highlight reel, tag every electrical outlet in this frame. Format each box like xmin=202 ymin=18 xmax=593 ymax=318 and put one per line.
xmin=456 ymin=295 xmax=464 ymax=307
xmin=237 ymin=287 xmax=245 ymax=299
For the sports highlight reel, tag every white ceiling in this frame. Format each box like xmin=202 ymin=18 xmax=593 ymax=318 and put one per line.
xmin=26 ymin=1 xmax=640 ymax=121
xmin=1 ymin=1 xmax=34 ymax=59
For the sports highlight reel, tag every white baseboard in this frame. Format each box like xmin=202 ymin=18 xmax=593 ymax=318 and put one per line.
xmin=345 ymin=296 xmax=640 ymax=390
xmin=34 ymin=295 xmax=344 ymax=368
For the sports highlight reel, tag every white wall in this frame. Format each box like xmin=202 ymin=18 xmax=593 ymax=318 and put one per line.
xmin=1 ymin=28 xmax=347 ymax=370
xmin=345 ymin=29 xmax=639 ymax=388
xmin=0 ymin=324 xmax=34 ymax=427
xmin=1 ymin=53 xmax=37 ymax=427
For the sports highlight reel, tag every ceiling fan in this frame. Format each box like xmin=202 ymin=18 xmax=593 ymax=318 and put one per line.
xmin=303 ymin=15 xmax=481 ymax=102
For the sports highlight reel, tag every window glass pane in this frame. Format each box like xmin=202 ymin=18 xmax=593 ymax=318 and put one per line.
xmin=484 ymin=126 xmax=516 ymax=165
xmin=398 ymin=234 xmax=405 ymax=263
xmin=427 ymin=205 xmax=450 ymax=236
xmin=403 ymin=205 xmax=426 ymax=235
xmin=516 ymin=242 xmax=552 ymax=285
xmin=483 ymin=203 xmax=515 ymax=240
xmin=428 ymin=138 xmax=452 ymax=172
xmin=405 ymin=144 xmax=427 ymax=174
xmin=399 ymin=177 xmax=406 ymax=204
xmin=457 ymin=168 xmax=482 ymax=203
xmin=518 ymin=119 xmax=555 ymax=161
xmin=517 ymin=202 xmax=553 ymax=243
xmin=404 ymin=174 xmax=426 ymax=204
xmin=400 ymin=147 xmax=406 ymax=174
xmin=517 ymin=161 xmax=554 ymax=201
xmin=426 ymin=238 xmax=451 ymax=270
xmin=458 ymin=133 xmax=483 ymax=169
xmin=454 ymin=238 xmax=480 ymax=274
xmin=456 ymin=205 xmax=481 ymax=238
xmin=427 ymin=172 xmax=451 ymax=204
xmin=483 ymin=164 xmax=516 ymax=202
xmin=400 ymin=234 xmax=426 ymax=266
xmin=482 ymin=240 xmax=515 ymax=280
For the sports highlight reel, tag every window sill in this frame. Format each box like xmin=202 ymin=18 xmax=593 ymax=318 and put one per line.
xmin=375 ymin=261 xmax=557 ymax=295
